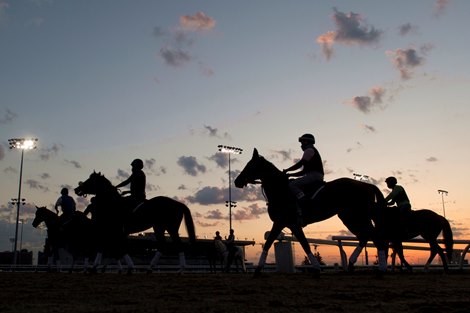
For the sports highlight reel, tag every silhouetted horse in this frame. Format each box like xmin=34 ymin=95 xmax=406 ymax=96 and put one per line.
xmin=375 ymin=209 xmax=452 ymax=272
xmin=234 ymin=149 xmax=389 ymax=277
xmin=74 ymin=171 xmax=196 ymax=273
xmin=32 ymin=206 xmax=96 ymax=272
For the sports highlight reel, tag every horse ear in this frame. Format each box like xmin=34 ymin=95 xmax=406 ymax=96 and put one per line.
xmin=253 ymin=148 xmax=259 ymax=159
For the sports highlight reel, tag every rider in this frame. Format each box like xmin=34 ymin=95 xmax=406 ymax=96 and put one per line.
xmin=214 ymin=231 xmax=222 ymax=241
xmin=115 ymin=158 xmax=146 ymax=211
xmin=225 ymin=229 xmax=237 ymax=270
xmin=385 ymin=176 xmax=412 ymax=231
xmin=283 ymin=133 xmax=324 ymax=224
xmin=55 ymin=187 xmax=76 ymax=223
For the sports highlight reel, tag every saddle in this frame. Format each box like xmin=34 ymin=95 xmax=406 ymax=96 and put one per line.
xmin=301 ymin=181 xmax=326 ymax=201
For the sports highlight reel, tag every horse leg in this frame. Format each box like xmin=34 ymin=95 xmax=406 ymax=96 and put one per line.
xmin=426 ymin=240 xmax=447 ymax=273
xmin=348 ymin=243 xmax=365 ymax=272
xmin=255 ymin=222 xmax=284 ymax=277
xmin=122 ymin=254 xmax=135 ymax=275
xmin=394 ymin=242 xmax=413 ymax=272
xmin=168 ymin=229 xmax=186 ymax=273
xmin=90 ymin=252 xmax=103 ymax=273
xmin=148 ymin=228 xmax=166 ymax=273
xmin=290 ymin=224 xmax=321 ymax=275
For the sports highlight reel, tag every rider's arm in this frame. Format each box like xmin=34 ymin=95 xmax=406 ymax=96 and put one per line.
xmin=116 ymin=176 xmax=131 ymax=188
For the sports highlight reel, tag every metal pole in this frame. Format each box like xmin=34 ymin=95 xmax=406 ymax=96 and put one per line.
xmin=228 ymin=152 xmax=232 ymax=232
xmin=12 ymin=149 xmax=24 ymax=266
xmin=438 ymin=189 xmax=448 ymax=218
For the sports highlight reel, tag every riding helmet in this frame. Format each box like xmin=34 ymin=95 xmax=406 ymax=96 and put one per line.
xmin=131 ymin=158 xmax=144 ymax=169
xmin=298 ymin=133 xmax=315 ymax=144
xmin=385 ymin=176 xmax=397 ymax=185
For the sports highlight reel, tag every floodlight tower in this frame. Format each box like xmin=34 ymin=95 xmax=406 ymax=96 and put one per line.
xmin=438 ymin=189 xmax=448 ymax=218
xmin=217 ymin=145 xmax=243 ymax=232
xmin=9 ymin=138 xmax=38 ymax=266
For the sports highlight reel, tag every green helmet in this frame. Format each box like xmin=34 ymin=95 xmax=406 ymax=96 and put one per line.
xmin=298 ymin=133 xmax=315 ymax=144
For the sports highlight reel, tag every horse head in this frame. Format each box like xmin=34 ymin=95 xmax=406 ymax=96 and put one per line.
xmin=74 ymin=171 xmax=112 ymax=197
xmin=235 ymin=148 xmax=283 ymax=188
xmin=32 ymin=206 xmax=58 ymax=228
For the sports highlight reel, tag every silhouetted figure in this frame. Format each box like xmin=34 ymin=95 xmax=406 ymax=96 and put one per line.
xmin=55 ymin=187 xmax=76 ymax=223
xmin=225 ymin=229 xmax=236 ymax=270
xmin=214 ymin=231 xmax=222 ymax=241
xmin=116 ymin=158 xmax=146 ymax=211
xmin=283 ymin=133 xmax=324 ymax=224
xmin=84 ymin=197 xmax=98 ymax=219
xmin=385 ymin=176 xmax=412 ymax=232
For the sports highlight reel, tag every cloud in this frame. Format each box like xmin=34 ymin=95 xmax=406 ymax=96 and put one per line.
xmin=185 ymin=184 xmax=263 ymax=205
xmin=272 ymin=150 xmax=293 ymax=162
xmin=116 ymin=168 xmax=129 ymax=180
xmin=387 ymin=46 xmax=431 ymax=80
xmin=0 ymin=108 xmax=17 ymax=124
xmin=426 ymin=156 xmax=438 ymax=162
xmin=346 ymin=141 xmax=362 ymax=153
xmin=203 ymin=125 xmax=229 ymax=138
xmin=361 ymin=124 xmax=376 ymax=133
xmin=205 ymin=209 xmax=225 ymax=220
xmin=232 ymin=203 xmax=267 ymax=221
xmin=186 ymin=186 xmax=225 ymax=205
xmin=39 ymin=143 xmax=62 ymax=161
xmin=0 ymin=0 xmax=9 ymax=25
xmin=40 ymin=173 xmax=50 ymax=179
xmin=24 ymin=179 xmax=49 ymax=192
xmin=177 ymin=155 xmax=206 ymax=176
xmin=316 ymin=8 xmax=382 ymax=60
xmin=65 ymin=159 xmax=81 ymax=169
xmin=180 ymin=11 xmax=216 ymax=32
xmin=159 ymin=46 xmax=191 ymax=67
xmin=208 ymin=153 xmax=228 ymax=168
xmin=398 ymin=23 xmax=418 ymax=36
xmin=155 ymin=11 xmax=216 ymax=71
xmin=434 ymin=0 xmax=451 ymax=17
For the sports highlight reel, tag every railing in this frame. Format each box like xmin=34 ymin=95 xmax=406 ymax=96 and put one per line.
xmin=266 ymin=231 xmax=470 ymax=271
xmin=331 ymin=236 xmax=470 ymax=270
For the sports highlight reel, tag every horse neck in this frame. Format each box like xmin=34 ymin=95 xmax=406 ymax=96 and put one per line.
xmin=41 ymin=210 xmax=60 ymax=228
xmin=260 ymin=166 xmax=289 ymax=203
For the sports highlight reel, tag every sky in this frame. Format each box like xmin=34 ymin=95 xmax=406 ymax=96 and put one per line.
xmin=1 ymin=0 xmax=470 ymax=266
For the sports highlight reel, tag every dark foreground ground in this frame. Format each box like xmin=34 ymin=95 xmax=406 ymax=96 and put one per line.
xmin=1 ymin=270 xmax=469 ymax=313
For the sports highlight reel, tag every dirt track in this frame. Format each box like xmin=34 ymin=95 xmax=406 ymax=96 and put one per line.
xmin=1 ymin=270 xmax=469 ymax=313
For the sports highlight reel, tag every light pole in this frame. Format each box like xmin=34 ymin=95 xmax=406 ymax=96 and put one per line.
xmin=9 ymin=138 xmax=38 ymax=266
xmin=217 ymin=145 xmax=243 ymax=232
xmin=438 ymin=189 xmax=448 ymax=218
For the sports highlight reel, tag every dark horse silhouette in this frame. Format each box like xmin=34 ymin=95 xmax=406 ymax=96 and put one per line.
xmin=234 ymin=149 xmax=389 ymax=276
xmin=74 ymin=171 xmax=196 ymax=273
xmin=32 ymin=206 xmax=96 ymax=272
xmin=371 ymin=208 xmax=453 ymax=272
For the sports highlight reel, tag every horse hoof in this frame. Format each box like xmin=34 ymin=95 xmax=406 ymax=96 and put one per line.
xmin=347 ymin=263 xmax=355 ymax=273
xmin=253 ymin=267 xmax=262 ymax=278
xmin=374 ymin=269 xmax=385 ymax=279
xmin=312 ymin=268 xmax=321 ymax=278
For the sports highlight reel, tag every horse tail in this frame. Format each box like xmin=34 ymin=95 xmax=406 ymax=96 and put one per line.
xmin=440 ymin=216 xmax=454 ymax=261
xmin=181 ymin=203 xmax=196 ymax=244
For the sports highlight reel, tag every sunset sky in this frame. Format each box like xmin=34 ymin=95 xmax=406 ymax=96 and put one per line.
xmin=1 ymin=0 xmax=469 ymax=265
